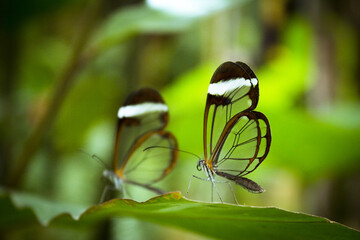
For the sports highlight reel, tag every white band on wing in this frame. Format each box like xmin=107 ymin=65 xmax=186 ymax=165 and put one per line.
xmin=208 ymin=77 xmax=258 ymax=96
xmin=118 ymin=102 xmax=168 ymax=119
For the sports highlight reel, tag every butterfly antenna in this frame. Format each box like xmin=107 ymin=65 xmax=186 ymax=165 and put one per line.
xmin=79 ymin=149 xmax=111 ymax=169
xmin=143 ymin=146 xmax=201 ymax=160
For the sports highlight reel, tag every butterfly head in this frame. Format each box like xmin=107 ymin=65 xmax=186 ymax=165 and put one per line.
xmin=196 ymin=159 xmax=205 ymax=171
xmin=103 ymin=169 xmax=123 ymax=190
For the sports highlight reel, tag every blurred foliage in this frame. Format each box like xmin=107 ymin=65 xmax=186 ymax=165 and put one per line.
xmin=1 ymin=0 xmax=360 ymax=239
xmin=90 ymin=5 xmax=194 ymax=51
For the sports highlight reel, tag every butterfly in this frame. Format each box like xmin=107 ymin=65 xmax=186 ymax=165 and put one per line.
xmin=190 ymin=61 xmax=271 ymax=202
xmin=101 ymin=88 xmax=178 ymax=202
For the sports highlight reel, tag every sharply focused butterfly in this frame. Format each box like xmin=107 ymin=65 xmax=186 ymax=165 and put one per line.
xmin=190 ymin=61 xmax=271 ymax=202
xmin=101 ymin=88 xmax=178 ymax=201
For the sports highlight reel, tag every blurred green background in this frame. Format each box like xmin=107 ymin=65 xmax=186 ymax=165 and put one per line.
xmin=1 ymin=0 xmax=360 ymax=239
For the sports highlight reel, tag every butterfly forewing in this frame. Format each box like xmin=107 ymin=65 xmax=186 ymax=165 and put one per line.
xmin=204 ymin=62 xmax=259 ymax=160
xmin=113 ymin=88 xmax=169 ymax=171
xmin=120 ymin=130 xmax=178 ymax=185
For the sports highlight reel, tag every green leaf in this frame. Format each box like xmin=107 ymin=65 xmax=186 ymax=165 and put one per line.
xmin=0 ymin=188 xmax=87 ymax=227
xmin=1 ymin=189 xmax=359 ymax=239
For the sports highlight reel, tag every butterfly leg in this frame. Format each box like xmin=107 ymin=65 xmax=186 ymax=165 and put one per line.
xmin=186 ymin=175 xmax=210 ymax=195
xmin=187 ymin=175 xmax=228 ymax=203
xmin=99 ymin=185 xmax=113 ymax=203
xmin=208 ymin=177 xmax=237 ymax=204
xmin=210 ymin=177 xmax=224 ymax=203
xmin=225 ymin=181 xmax=239 ymax=205
xmin=122 ymin=185 xmax=129 ymax=199
xmin=211 ymin=180 xmax=229 ymax=202
xmin=99 ymin=186 xmax=107 ymax=203
xmin=99 ymin=185 xmax=120 ymax=203
xmin=210 ymin=179 xmax=239 ymax=205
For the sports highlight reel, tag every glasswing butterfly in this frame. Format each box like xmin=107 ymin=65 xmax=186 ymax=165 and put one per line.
xmin=101 ymin=88 xmax=178 ymax=202
xmin=189 ymin=61 xmax=271 ymax=203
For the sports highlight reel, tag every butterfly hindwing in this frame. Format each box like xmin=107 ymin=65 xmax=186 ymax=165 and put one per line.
xmin=212 ymin=111 xmax=271 ymax=177
xmin=247 ymin=111 xmax=271 ymax=171
xmin=119 ymin=130 xmax=178 ymax=185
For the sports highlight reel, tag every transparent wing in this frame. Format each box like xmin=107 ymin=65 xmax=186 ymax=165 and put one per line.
xmin=117 ymin=130 xmax=178 ymax=185
xmin=204 ymin=62 xmax=259 ymax=160
xmin=212 ymin=111 xmax=271 ymax=177
xmin=239 ymin=111 xmax=271 ymax=176
xmin=113 ymin=88 xmax=169 ymax=171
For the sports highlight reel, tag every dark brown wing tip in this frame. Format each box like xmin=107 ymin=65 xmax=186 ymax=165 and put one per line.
xmin=210 ymin=62 xmax=242 ymax=84
xmin=124 ymin=88 xmax=165 ymax=106
xmin=210 ymin=61 xmax=258 ymax=85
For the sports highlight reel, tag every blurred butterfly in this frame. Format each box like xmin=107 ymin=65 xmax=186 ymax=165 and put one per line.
xmin=101 ymin=88 xmax=178 ymax=202
xmin=189 ymin=61 xmax=271 ymax=203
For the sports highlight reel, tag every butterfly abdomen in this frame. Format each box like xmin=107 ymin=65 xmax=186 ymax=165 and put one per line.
xmin=215 ymin=171 xmax=264 ymax=193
